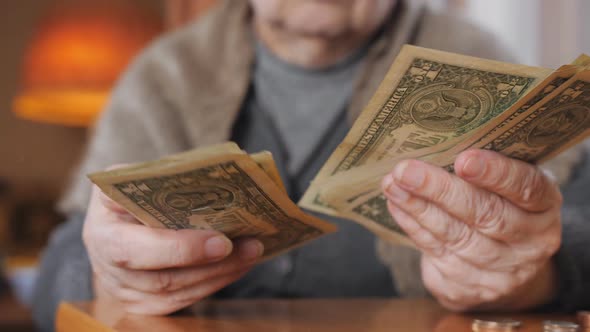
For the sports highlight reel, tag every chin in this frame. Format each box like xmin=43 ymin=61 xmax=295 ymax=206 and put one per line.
xmin=284 ymin=5 xmax=351 ymax=38
xmin=288 ymin=23 xmax=350 ymax=39
xmin=251 ymin=0 xmax=393 ymax=39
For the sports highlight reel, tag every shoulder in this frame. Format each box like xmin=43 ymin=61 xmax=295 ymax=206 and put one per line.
xmin=414 ymin=8 xmax=515 ymax=63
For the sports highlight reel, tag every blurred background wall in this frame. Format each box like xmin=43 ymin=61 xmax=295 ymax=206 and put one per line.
xmin=0 ymin=0 xmax=87 ymax=201
xmin=0 ymin=1 xmax=162 ymax=330
xmin=0 ymin=0 xmax=215 ymax=200
xmin=0 ymin=0 xmax=162 ymax=199
xmin=431 ymin=0 xmax=590 ymax=68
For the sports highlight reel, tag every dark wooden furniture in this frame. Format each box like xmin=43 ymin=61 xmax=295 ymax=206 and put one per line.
xmin=0 ymin=293 xmax=34 ymax=332
xmin=56 ymin=299 xmax=575 ymax=332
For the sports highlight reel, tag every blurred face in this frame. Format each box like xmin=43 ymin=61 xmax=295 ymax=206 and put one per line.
xmin=249 ymin=0 xmax=398 ymax=39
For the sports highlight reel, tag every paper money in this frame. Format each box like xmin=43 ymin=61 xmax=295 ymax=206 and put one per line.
xmin=322 ymin=64 xmax=584 ymax=195
xmin=251 ymin=151 xmax=287 ymax=193
xmin=89 ymin=143 xmax=336 ymax=258
xmin=433 ymin=70 xmax=590 ymax=167
xmin=573 ymin=54 xmax=590 ymax=67
xmin=299 ymin=47 xmax=590 ymax=247
xmin=299 ymin=44 xmax=552 ymax=215
xmin=89 ymin=45 xmax=590 ymax=256
xmin=322 ymin=70 xmax=590 ymax=247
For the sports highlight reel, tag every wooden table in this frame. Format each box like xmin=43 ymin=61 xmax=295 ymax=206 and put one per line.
xmin=56 ymin=299 xmax=575 ymax=332
xmin=0 ymin=292 xmax=34 ymax=332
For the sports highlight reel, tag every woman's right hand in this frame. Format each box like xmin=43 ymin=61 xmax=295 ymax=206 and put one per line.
xmin=82 ymin=184 xmax=264 ymax=315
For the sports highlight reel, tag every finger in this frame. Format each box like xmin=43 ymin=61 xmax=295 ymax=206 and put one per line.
xmin=437 ymin=297 xmax=474 ymax=313
xmin=94 ymin=272 xmax=127 ymax=306
xmin=116 ymin=269 xmax=249 ymax=315
xmin=86 ymin=185 xmax=136 ymax=225
xmin=387 ymin=201 xmax=447 ymax=257
xmin=383 ymin=160 xmax=550 ymax=241
xmin=88 ymin=185 xmax=241 ymax=269
xmin=454 ymin=149 xmax=562 ymax=213
xmin=95 ymin=164 xmax=133 ymax=215
xmin=107 ymin=239 xmax=262 ymax=293
xmin=385 ymin=189 xmax=516 ymax=269
xmin=96 ymin=188 xmax=139 ymax=222
xmin=98 ymin=220 xmax=236 ymax=270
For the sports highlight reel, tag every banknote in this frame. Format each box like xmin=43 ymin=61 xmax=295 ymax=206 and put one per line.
xmin=429 ymin=70 xmax=590 ymax=168
xmin=159 ymin=142 xmax=287 ymax=193
xmin=251 ymin=151 xmax=287 ymax=193
xmin=573 ymin=54 xmax=590 ymax=67
xmin=299 ymin=45 xmax=552 ymax=214
xmin=318 ymin=64 xmax=584 ymax=196
xmin=323 ymin=70 xmax=590 ymax=247
xmin=89 ymin=143 xmax=337 ymax=257
xmin=461 ymin=70 xmax=590 ymax=164
xmin=332 ymin=190 xmax=414 ymax=247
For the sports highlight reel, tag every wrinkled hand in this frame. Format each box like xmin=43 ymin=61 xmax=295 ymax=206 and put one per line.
xmin=382 ymin=150 xmax=562 ymax=311
xmin=83 ymin=184 xmax=264 ymax=315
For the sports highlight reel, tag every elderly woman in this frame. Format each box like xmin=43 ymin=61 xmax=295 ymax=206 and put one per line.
xmin=33 ymin=0 xmax=590 ymax=330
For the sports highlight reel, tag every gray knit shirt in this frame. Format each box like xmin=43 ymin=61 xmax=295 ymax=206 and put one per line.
xmin=254 ymin=41 xmax=366 ymax=175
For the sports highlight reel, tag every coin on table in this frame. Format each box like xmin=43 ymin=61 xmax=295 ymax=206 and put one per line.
xmin=577 ymin=311 xmax=590 ymax=329
xmin=472 ymin=318 xmax=522 ymax=331
xmin=543 ymin=320 xmax=580 ymax=332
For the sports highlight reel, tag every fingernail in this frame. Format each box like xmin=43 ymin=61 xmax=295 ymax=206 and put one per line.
xmin=382 ymin=174 xmax=394 ymax=192
xmin=394 ymin=161 xmax=425 ymax=190
xmin=239 ymin=239 xmax=264 ymax=261
xmin=462 ymin=156 xmax=485 ymax=178
xmin=204 ymin=235 xmax=232 ymax=260
xmin=385 ymin=184 xmax=410 ymax=203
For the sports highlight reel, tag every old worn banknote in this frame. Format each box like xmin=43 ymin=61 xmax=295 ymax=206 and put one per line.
xmin=89 ymin=143 xmax=336 ymax=257
xmin=251 ymin=151 xmax=287 ymax=193
xmin=322 ymin=69 xmax=590 ymax=247
xmin=425 ymin=69 xmax=590 ymax=169
xmin=320 ymin=64 xmax=584 ymax=196
xmin=573 ymin=54 xmax=590 ymax=67
xmin=299 ymin=45 xmax=552 ymax=214
xmin=449 ymin=70 xmax=590 ymax=165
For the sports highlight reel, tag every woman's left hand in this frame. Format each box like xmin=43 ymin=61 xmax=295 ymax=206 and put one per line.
xmin=382 ymin=149 xmax=562 ymax=311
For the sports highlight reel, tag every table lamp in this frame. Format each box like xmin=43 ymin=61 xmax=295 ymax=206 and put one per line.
xmin=12 ymin=0 xmax=162 ymax=127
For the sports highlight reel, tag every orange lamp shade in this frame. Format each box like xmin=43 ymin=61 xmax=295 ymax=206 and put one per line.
xmin=13 ymin=1 xmax=162 ymax=127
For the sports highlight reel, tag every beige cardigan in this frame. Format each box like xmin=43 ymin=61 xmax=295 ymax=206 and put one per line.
xmin=60 ymin=0 xmax=586 ymax=298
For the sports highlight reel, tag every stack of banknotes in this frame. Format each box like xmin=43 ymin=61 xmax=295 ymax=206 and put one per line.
xmin=300 ymin=45 xmax=590 ymax=246
xmin=89 ymin=143 xmax=336 ymax=258
xmin=91 ymin=45 xmax=590 ymax=254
